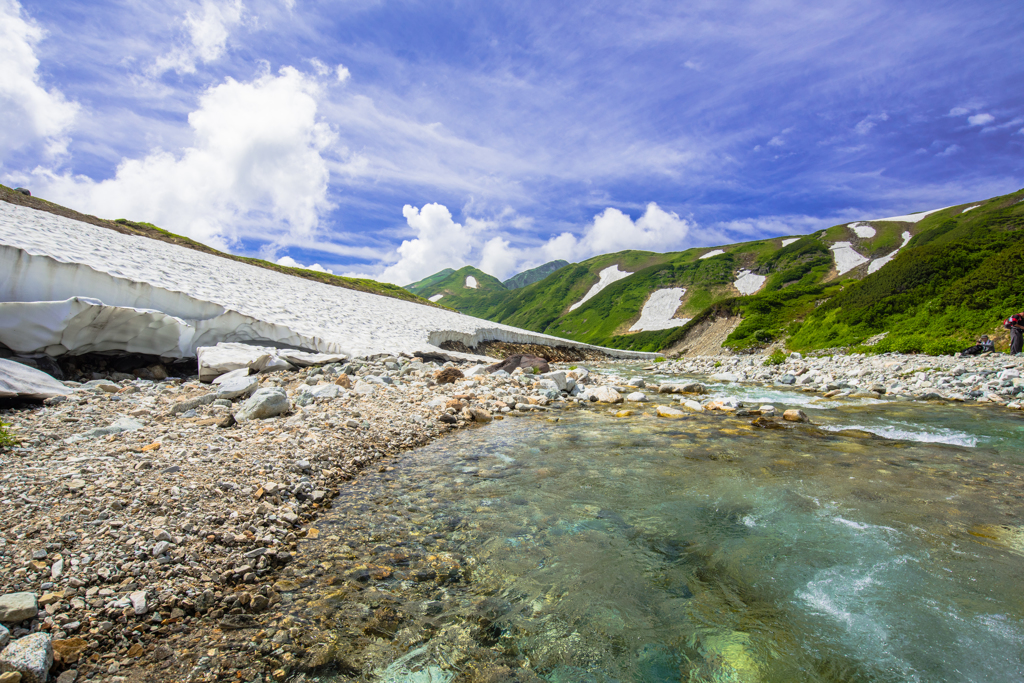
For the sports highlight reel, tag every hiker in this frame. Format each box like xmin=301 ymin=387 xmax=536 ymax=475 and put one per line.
xmin=960 ymin=335 xmax=995 ymax=356
xmin=1004 ymin=311 xmax=1024 ymax=355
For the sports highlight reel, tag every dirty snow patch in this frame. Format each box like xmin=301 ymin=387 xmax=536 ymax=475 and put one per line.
xmin=781 ymin=238 xmax=799 ymax=247
xmin=849 ymin=222 xmax=876 ymax=238
xmin=830 ymin=242 xmax=869 ymax=275
xmin=629 ymin=288 xmax=690 ymax=332
xmin=867 ymin=231 xmax=912 ymax=274
xmin=429 ymin=294 xmax=444 ymax=302
xmin=699 ymin=249 xmax=725 ymax=260
xmin=465 ymin=276 xmax=478 ymax=289
xmin=734 ymin=269 xmax=767 ymax=295
xmin=869 ymin=206 xmax=952 ymax=223
xmin=568 ymin=265 xmax=632 ymax=312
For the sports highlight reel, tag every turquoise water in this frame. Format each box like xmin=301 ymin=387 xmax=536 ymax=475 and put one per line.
xmin=306 ymin=376 xmax=1024 ymax=682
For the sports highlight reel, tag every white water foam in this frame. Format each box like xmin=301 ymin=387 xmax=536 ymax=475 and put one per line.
xmin=568 ymin=264 xmax=632 ymax=312
xmin=819 ymin=422 xmax=979 ymax=447
xmin=629 ymin=288 xmax=689 ymax=332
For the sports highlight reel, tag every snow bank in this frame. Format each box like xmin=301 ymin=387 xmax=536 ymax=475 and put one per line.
xmin=699 ymin=249 xmax=725 ymax=260
xmin=734 ymin=269 xmax=766 ymax=295
xmin=0 ymin=202 xmax=654 ymax=361
xmin=629 ymin=288 xmax=690 ymax=332
xmin=869 ymin=206 xmax=951 ymax=223
xmin=568 ymin=265 xmax=632 ymax=312
xmin=781 ymin=238 xmax=799 ymax=247
xmin=848 ymin=222 xmax=876 ymax=238
xmin=962 ymin=205 xmax=980 ymax=213
xmin=830 ymin=242 xmax=869 ymax=275
xmin=429 ymin=294 xmax=444 ymax=302
xmin=465 ymin=276 xmax=478 ymax=289
xmin=867 ymin=231 xmax=912 ymax=274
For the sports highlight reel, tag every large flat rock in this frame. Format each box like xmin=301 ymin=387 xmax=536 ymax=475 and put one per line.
xmin=0 ymin=359 xmax=72 ymax=400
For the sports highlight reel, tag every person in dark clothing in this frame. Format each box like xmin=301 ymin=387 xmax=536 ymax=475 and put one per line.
xmin=960 ymin=335 xmax=995 ymax=356
xmin=1004 ymin=312 xmax=1024 ymax=355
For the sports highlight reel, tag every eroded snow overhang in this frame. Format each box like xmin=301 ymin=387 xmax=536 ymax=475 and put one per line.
xmin=0 ymin=202 xmax=654 ymax=362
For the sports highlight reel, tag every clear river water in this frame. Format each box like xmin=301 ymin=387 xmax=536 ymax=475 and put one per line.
xmin=302 ymin=369 xmax=1024 ymax=683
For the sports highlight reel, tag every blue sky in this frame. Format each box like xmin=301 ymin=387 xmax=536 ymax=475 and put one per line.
xmin=2 ymin=0 xmax=1023 ymax=284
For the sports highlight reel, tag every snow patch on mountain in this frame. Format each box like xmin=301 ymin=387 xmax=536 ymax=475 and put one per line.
xmin=869 ymin=206 xmax=951 ymax=223
xmin=465 ymin=276 xmax=478 ymax=289
xmin=849 ymin=222 xmax=876 ymax=238
xmin=830 ymin=242 xmax=869 ymax=275
xmin=568 ymin=264 xmax=632 ymax=312
xmin=429 ymin=294 xmax=444 ymax=302
xmin=781 ymin=238 xmax=799 ymax=247
xmin=867 ymin=231 xmax=913 ymax=274
xmin=734 ymin=269 xmax=767 ymax=295
xmin=699 ymin=249 xmax=725 ymax=260
xmin=629 ymin=288 xmax=690 ymax=332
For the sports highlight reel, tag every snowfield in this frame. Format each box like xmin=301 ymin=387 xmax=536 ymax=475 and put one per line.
xmin=830 ymin=241 xmax=869 ymax=275
xmin=734 ymin=269 xmax=767 ymax=295
xmin=848 ymin=222 xmax=876 ymax=238
xmin=465 ymin=275 xmax=478 ymax=289
xmin=629 ymin=288 xmax=690 ymax=332
xmin=429 ymin=294 xmax=444 ymax=302
xmin=699 ymin=249 xmax=725 ymax=260
xmin=869 ymin=206 xmax=951 ymax=223
xmin=0 ymin=203 xmax=653 ymax=361
xmin=568 ymin=264 xmax=632 ymax=312
xmin=781 ymin=238 xmax=799 ymax=247
xmin=867 ymin=231 xmax=912 ymax=274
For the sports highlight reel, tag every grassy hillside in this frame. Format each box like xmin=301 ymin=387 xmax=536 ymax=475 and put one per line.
xmin=406 ymin=265 xmax=507 ymax=309
xmin=405 ymin=268 xmax=455 ymax=295
xmin=503 ymin=259 xmax=569 ymax=289
xmin=787 ymin=190 xmax=1024 ymax=354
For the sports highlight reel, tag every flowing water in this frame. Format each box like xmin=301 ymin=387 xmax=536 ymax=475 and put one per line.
xmin=297 ymin=371 xmax=1024 ymax=683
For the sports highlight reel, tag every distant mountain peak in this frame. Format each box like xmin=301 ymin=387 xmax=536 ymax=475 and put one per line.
xmin=503 ymin=260 xmax=569 ymax=289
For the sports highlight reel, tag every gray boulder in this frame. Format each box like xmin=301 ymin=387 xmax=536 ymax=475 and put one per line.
xmin=216 ymin=374 xmax=259 ymax=401
xmin=0 ymin=632 xmax=52 ymax=683
xmin=0 ymin=624 xmax=8 ymax=649
xmin=0 ymin=593 xmax=37 ymax=623
xmin=0 ymin=359 xmax=73 ymax=400
xmin=234 ymin=387 xmax=290 ymax=421
xmin=539 ymin=371 xmax=568 ymax=391
xmin=591 ymin=386 xmax=623 ymax=404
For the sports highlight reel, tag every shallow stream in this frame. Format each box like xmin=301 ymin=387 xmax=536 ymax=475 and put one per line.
xmin=299 ymin=371 xmax=1024 ymax=683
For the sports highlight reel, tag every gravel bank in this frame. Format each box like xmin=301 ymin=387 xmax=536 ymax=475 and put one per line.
xmin=653 ymin=351 xmax=1024 ymax=407
xmin=0 ymin=355 xmax=619 ymax=683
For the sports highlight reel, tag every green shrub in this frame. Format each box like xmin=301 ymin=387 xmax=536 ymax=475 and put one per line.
xmin=654 ymin=357 xmax=666 ymax=363
xmin=763 ymin=349 xmax=787 ymax=366
xmin=713 ymin=361 xmax=722 ymax=368
xmin=0 ymin=422 xmax=17 ymax=449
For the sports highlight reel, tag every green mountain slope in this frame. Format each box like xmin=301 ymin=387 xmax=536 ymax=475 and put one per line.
xmin=405 ymin=268 xmax=456 ymax=296
xmin=503 ymin=260 xmax=569 ymax=289
xmin=407 ymin=265 xmax=507 ymax=309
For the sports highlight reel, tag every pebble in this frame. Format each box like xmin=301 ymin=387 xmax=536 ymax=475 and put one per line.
xmin=0 ymin=594 xmax=37 ymax=624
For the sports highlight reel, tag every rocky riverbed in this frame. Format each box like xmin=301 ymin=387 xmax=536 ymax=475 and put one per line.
xmin=2 ymin=349 xmax=1022 ymax=683
xmin=0 ymin=353 xmax=621 ymax=683
xmin=654 ymin=350 xmax=1024 ymax=408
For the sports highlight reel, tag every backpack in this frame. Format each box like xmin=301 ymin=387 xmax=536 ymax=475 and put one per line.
xmin=1005 ymin=314 xmax=1023 ymax=329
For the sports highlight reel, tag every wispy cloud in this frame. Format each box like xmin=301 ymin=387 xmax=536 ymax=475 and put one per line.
xmin=152 ymin=0 xmax=245 ymax=75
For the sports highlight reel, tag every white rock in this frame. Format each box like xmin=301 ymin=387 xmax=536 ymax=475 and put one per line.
xmin=709 ymin=372 xmax=740 ymax=383
xmin=679 ymin=399 xmax=704 ymax=412
xmin=625 ymin=392 xmax=648 ymax=402
xmin=216 ymin=374 xmax=259 ymax=401
xmin=0 ymin=593 xmax=37 ymax=623
xmin=591 ymin=386 xmax=623 ymax=404
xmin=539 ymin=371 xmax=567 ymax=391
xmin=656 ymin=405 xmax=685 ymax=418
xmin=0 ymin=358 xmax=72 ymax=400
xmin=129 ymin=590 xmax=148 ymax=615
xmin=234 ymin=387 xmax=290 ymax=421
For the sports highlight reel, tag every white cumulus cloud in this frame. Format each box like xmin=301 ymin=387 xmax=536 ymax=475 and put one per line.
xmin=0 ymin=0 xmax=78 ymax=158
xmin=376 ymin=203 xmax=478 ymax=285
xmin=34 ymin=66 xmax=335 ymax=250
xmin=544 ymin=203 xmax=696 ymax=262
xmin=276 ymin=255 xmax=333 ymax=274
xmin=153 ymin=0 xmax=244 ymax=75
xmin=967 ymin=113 xmax=995 ymax=126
